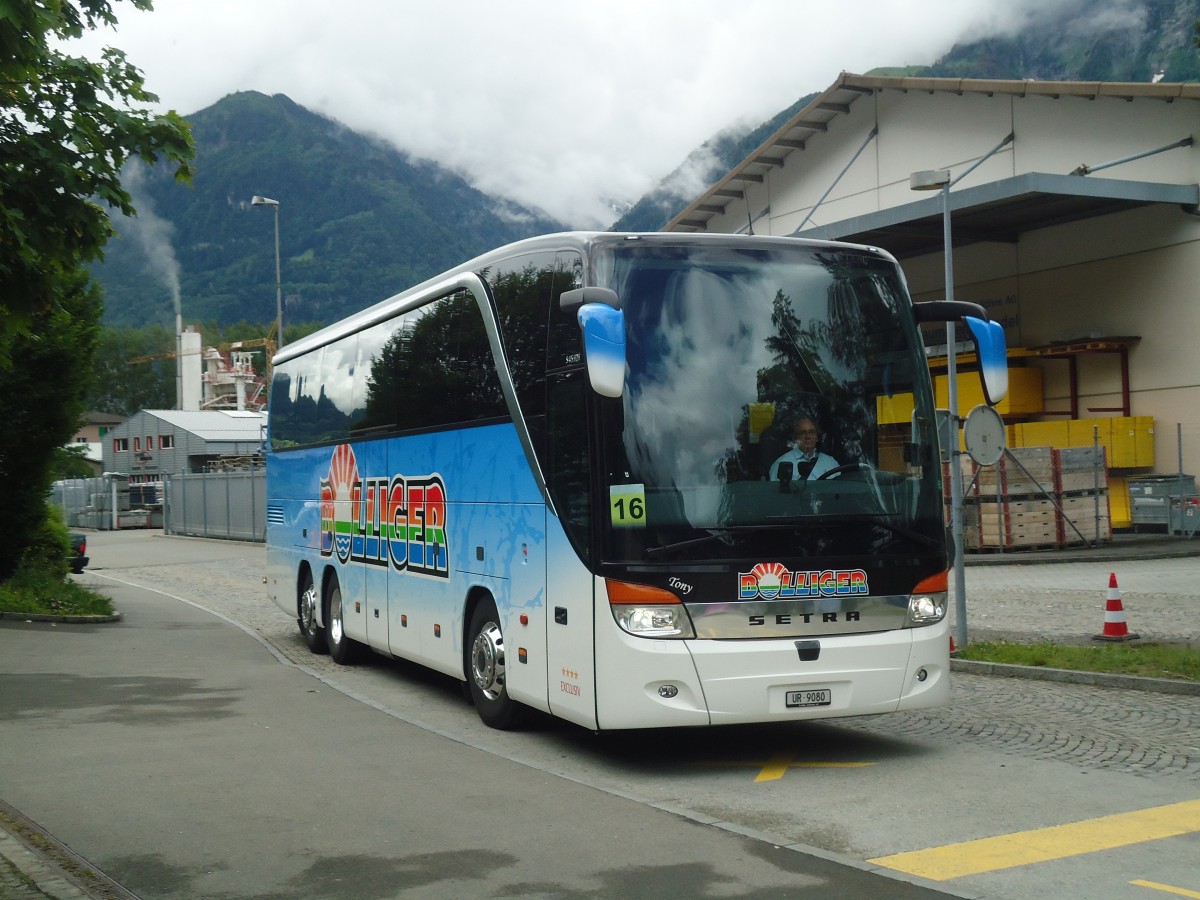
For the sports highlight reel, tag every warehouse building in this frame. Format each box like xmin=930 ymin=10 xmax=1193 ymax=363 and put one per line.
xmin=101 ymin=409 xmax=267 ymax=483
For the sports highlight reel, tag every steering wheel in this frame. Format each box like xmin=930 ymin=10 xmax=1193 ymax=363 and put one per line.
xmin=816 ymin=463 xmax=868 ymax=481
xmin=816 ymin=462 xmax=906 ymax=485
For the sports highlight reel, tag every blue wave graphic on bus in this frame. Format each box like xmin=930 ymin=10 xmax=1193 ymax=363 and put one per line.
xmin=319 ymin=443 xmax=449 ymax=577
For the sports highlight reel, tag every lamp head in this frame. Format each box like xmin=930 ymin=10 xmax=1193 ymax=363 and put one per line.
xmin=907 ymin=174 xmax=945 ymax=194
xmin=250 ymin=195 xmax=279 ymax=207
xmin=909 ymin=169 xmax=951 ymax=191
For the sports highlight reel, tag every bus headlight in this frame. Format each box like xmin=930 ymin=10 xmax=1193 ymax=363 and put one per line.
xmin=906 ymin=570 xmax=948 ymax=627
xmin=606 ymin=580 xmax=695 ymax=639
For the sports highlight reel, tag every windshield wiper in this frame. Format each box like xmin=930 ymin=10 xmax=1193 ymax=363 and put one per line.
xmin=831 ymin=514 xmax=941 ymax=549
xmin=644 ymin=515 xmax=939 ymax=558
xmin=645 ymin=524 xmax=788 ymax=558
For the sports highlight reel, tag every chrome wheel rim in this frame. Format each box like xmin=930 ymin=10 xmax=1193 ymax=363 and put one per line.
xmin=299 ymin=581 xmax=318 ymax=633
xmin=329 ymin=587 xmax=344 ymax=645
xmin=471 ymin=621 xmax=505 ymax=701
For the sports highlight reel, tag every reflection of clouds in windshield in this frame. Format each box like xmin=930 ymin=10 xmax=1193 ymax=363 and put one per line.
xmin=626 ymin=268 xmax=775 ymax=486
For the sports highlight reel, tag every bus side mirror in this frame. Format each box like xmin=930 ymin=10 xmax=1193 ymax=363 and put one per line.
xmin=577 ymin=304 xmax=625 ymax=398
xmin=913 ymin=300 xmax=1008 ymax=407
xmin=560 ymin=287 xmax=621 ymax=311
xmin=964 ymin=316 xmax=1008 ymax=405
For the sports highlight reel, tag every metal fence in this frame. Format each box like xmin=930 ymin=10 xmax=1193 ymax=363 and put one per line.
xmin=52 ymin=475 xmax=158 ymax=530
xmin=164 ymin=469 xmax=266 ymax=542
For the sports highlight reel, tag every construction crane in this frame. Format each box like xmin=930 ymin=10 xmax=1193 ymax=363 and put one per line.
xmin=125 ymin=325 xmax=278 ymax=412
xmin=126 ymin=320 xmax=278 ymax=369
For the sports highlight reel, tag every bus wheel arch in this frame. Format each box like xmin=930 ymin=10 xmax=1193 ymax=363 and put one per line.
xmin=464 ymin=590 xmax=526 ymax=730
xmin=296 ymin=563 xmax=328 ymax=654
xmin=323 ymin=568 xmax=363 ymax=665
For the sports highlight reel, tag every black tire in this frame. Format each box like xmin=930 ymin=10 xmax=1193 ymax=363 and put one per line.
xmin=325 ymin=575 xmax=364 ymax=665
xmin=297 ymin=569 xmax=328 ymax=654
xmin=466 ymin=598 xmax=526 ymax=730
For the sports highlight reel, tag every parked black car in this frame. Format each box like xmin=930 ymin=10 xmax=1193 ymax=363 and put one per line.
xmin=69 ymin=532 xmax=89 ymax=574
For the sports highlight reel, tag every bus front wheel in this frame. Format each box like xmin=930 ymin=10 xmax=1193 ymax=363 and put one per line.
xmin=297 ymin=569 xmax=328 ymax=654
xmin=466 ymin=598 xmax=525 ymax=730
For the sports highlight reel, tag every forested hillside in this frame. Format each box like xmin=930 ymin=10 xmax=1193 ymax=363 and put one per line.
xmin=95 ymin=91 xmax=562 ymax=330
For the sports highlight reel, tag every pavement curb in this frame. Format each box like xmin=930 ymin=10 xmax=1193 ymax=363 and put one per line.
xmin=0 ymin=800 xmax=136 ymax=900
xmin=0 ymin=612 xmax=121 ymax=625
xmin=951 ymin=657 xmax=1200 ymax=696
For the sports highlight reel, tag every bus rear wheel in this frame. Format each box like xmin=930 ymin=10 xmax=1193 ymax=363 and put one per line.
xmin=326 ymin=575 xmax=364 ymax=665
xmin=466 ymin=598 xmax=525 ymax=730
xmin=297 ymin=569 xmax=328 ymax=654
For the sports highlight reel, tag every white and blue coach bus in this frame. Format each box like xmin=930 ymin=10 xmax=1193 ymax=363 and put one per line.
xmin=265 ymin=233 xmax=1007 ymax=731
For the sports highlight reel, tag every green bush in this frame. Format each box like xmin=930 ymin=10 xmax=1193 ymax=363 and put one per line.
xmin=0 ymin=559 xmax=114 ymax=616
xmin=0 ymin=503 xmax=113 ymax=617
xmin=20 ymin=505 xmax=71 ymax=575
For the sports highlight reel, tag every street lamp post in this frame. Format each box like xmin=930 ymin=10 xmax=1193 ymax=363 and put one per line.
xmin=910 ymin=168 xmax=967 ymax=650
xmin=251 ymin=195 xmax=283 ymax=347
xmin=910 ymin=134 xmax=1014 ymax=650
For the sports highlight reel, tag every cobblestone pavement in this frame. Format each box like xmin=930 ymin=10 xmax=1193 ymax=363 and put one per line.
xmin=84 ymin=545 xmax=1200 ymax=787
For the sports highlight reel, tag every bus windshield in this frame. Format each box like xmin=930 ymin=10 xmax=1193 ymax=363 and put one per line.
xmin=593 ymin=240 xmax=942 ymax=564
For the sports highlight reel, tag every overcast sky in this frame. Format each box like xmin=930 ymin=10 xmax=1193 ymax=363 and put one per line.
xmin=72 ymin=0 xmax=1069 ymax=228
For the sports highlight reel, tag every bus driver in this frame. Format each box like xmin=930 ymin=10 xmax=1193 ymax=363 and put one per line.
xmin=769 ymin=417 xmax=837 ymax=482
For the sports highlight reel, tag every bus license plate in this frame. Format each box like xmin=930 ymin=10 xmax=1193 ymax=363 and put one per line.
xmin=786 ymin=689 xmax=831 ymax=708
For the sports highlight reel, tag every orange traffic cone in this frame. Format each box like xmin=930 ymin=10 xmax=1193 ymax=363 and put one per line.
xmin=1093 ymin=572 xmax=1140 ymax=642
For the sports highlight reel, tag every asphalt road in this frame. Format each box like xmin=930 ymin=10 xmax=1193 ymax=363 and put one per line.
xmin=2 ymin=530 xmax=1198 ymax=899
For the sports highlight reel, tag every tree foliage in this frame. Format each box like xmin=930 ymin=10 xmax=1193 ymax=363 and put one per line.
xmin=0 ymin=0 xmax=193 ymax=353
xmin=0 ymin=270 xmax=101 ymax=579
xmin=0 ymin=0 xmax=195 ymax=579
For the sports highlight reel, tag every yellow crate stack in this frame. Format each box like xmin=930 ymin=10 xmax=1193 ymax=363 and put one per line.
xmin=934 ymin=367 xmax=1043 ymax=417
xmin=1007 ymin=416 xmax=1154 ymax=529
xmin=878 ymin=349 xmax=1154 ymax=531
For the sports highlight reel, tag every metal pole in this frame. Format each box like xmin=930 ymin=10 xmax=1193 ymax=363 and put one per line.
xmin=272 ymin=203 xmax=284 ymax=348
xmin=1178 ymin=422 xmax=1185 ymax=538
xmin=1093 ymin=426 xmax=1101 ymax=546
xmin=942 ymin=181 xmax=967 ymax=650
xmin=792 ymin=127 xmax=879 ymax=234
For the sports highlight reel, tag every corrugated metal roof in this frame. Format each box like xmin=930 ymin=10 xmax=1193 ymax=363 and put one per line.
xmin=143 ymin=409 xmax=266 ymax=442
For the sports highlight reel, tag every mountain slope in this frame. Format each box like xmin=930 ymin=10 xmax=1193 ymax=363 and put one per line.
xmin=97 ymin=91 xmax=563 ymax=329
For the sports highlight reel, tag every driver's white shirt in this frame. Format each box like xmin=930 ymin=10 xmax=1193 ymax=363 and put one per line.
xmin=769 ymin=448 xmax=837 ymax=481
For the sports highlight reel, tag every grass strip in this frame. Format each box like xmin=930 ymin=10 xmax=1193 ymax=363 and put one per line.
xmin=958 ymin=640 xmax=1199 ymax=681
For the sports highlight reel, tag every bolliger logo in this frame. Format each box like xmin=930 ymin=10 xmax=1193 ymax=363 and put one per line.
xmin=738 ymin=562 xmax=868 ymax=600
xmin=320 ymin=444 xmax=449 ymax=577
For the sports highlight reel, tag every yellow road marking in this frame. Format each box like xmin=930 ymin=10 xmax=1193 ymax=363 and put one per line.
xmin=755 ymin=751 xmax=796 ymax=782
xmin=870 ymin=798 xmax=1200 ymax=881
xmin=696 ymin=753 xmax=874 ymax=782
xmin=752 ymin=753 xmax=874 ymax=782
xmin=1132 ymin=880 xmax=1200 ymax=899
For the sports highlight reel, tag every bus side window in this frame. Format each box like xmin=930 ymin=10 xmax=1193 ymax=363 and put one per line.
xmin=446 ymin=289 xmax=508 ymax=423
xmin=370 ymin=291 xmax=508 ymax=433
xmin=271 ymin=348 xmax=342 ymax=447
xmin=488 ymin=251 xmax=558 ymax=438
xmin=351 ymin=320 xmax=399 ymax=437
